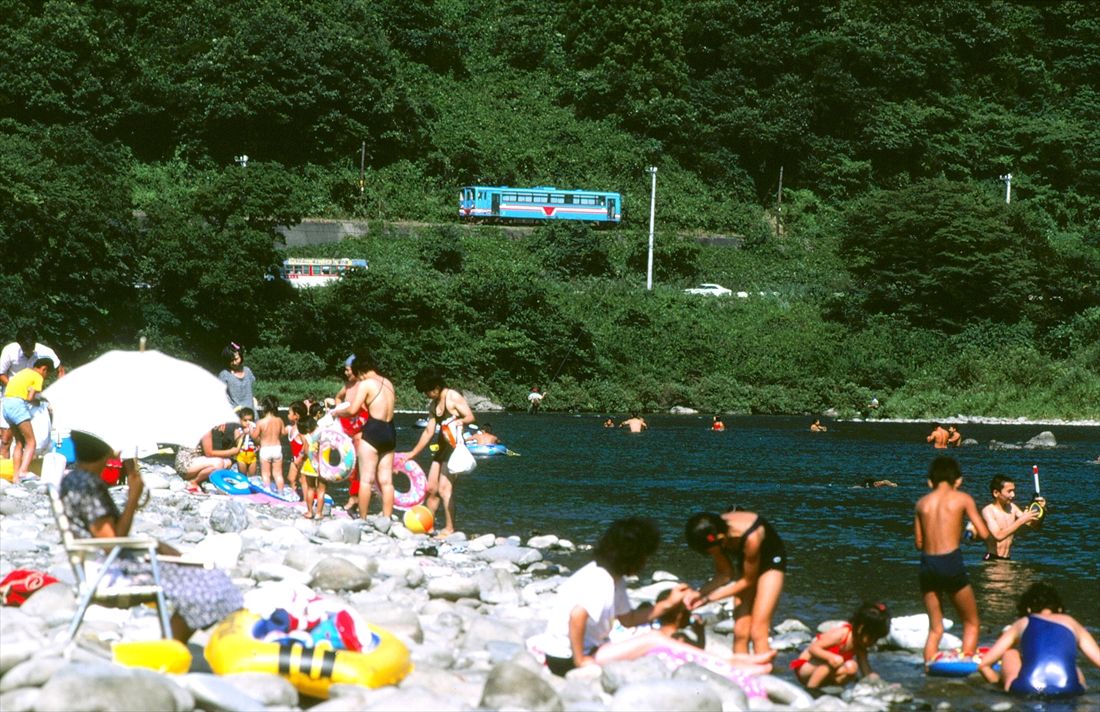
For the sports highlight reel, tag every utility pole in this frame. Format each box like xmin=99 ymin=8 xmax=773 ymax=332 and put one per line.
xmin=646 ymin=166 xmax=658 ymax=291
xmin=359 ymin=142 xmax=366 ymax=195
xmin=776 ymin=166 xmax=784 ymax=237
xmin=999 ymin=173 xmax=1012 ymax=204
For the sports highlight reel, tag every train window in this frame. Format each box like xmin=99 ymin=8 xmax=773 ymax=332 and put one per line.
xmin=597 ymin=196 xmax=606 ymax=205
xmin=565 ymin=194 xmax=574 ymax=204
xmin=550 ymin=194 xmax=564 ymax=204
xmin=503 ymin=193 xmax=517 ymax=201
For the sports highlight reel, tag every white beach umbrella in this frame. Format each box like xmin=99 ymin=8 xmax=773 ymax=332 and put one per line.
xmin=42 ymin=349 xmax=238 ymax=456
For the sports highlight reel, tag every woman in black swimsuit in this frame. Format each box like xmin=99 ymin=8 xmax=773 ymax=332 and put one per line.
xmin=403 ymin=368 xmax=475 ymax=536
xmin=341 ymin=354 xmax=397 ymax=519
xmin=684 ymin=510 xmax=787 ymax=658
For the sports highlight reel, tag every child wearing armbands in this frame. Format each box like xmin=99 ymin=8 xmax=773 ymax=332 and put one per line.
xmin=789 ymin=602 xmax=891 ymax=689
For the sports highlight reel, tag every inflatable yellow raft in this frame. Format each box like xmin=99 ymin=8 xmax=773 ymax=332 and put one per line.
xmin=204 ymin=610 xmax=412 ymax=698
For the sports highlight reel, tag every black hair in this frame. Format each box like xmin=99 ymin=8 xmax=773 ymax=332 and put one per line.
xmin=414 ymin=367 xmax=445 ymax=394
xmin=850 ymin=601 xmax=891 ymax=642
xmin=593 ymin=517 xmax=660 ymax=577
xmin=33 ymin=358 xmax=54 ymax=371
xmin=685 ymin=512 xmax=726 ymax=554
xmin=221 ymin=344 xmax=242 ymax=364
xmin=260 ymin=395 xmax=279 ymax=416
xmin=349 ymin=352 xmax=380 ymax=377
xmin=481 ymin=423 xmax=493 ymax=433
xmin=16 ymin=328 xmax=36 ymax=348
xmin=72 ymin=431 xmax=113 ymax=462
xmin=298 ymin=416 xmax=318 ymax=435
xmin=1017 ymin=582 xmax=1065 ymax=616
xmin=288 ymin=401 xmax=307 ymax=418
xmin=928 ymin=456 xmax=962 ymax=486
xmin=237 ymin=407 xmax=255 ymax=420
xmin=307 ymin=402 xmax=325 ymax=419
xmin=655 ymin=587 xmax=690 ymax=627
xmin=989 ymin=474 xmax=1013 ymax=494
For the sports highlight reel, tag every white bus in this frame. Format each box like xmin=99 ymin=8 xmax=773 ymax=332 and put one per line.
xmin=281 ymin=258 xmax=368 ymax=288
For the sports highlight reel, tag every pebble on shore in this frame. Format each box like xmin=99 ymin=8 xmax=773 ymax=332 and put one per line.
xmin=0 ymin=463 xmax=915 ymax=711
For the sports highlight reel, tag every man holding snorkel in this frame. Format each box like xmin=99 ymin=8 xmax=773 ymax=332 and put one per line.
xmin=981 ymin=474 xmax=1044 ymax=561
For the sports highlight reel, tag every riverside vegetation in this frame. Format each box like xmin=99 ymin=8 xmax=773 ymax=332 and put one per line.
xmin=4 ymin=1 xmax=1098 ymax=420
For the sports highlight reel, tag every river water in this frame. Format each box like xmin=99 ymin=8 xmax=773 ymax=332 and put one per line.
xmin=386 ymin=413 xmax=1100 ymax=710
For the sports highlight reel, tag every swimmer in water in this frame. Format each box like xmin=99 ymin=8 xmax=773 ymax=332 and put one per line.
xmin=978 ymin=582 xmax=1099 ymax=697
xmin=926 ymin=423 xmax=949 ymax=448
xmin=810 ymin=418 xmax=827 ymax=432
xmin=619 ymin=413 xmax=647 ymax=433
xmin=980 ymin=474 xmax=1042 ymax=561
xmin=855 ymin=479 xmax=898 ymax=488
xmin=946 ymin=425 xmax=962 ymax=447
xmin=711 ymin=415 xmax=726 ymax=431
xmin=602 ymin=418 xmax=615 ymax=428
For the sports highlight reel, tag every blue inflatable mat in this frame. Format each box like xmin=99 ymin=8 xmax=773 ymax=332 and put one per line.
xmin=927 ymin=648 xmax=998 ymax=677
xmin=210 ymin=468 xmax=251 ymax=495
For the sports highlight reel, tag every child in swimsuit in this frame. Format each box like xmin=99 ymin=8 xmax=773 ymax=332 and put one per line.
xmin=285 ymin=401 xmax=307 ymax=493
xmin=529 ymin=517 xmax=775 ymax=677
xmin=790 ymin=602 xmax=891 ymax=689
xmin=914 ymin=456 xmax=991 ymax=665
xmin=292 ymin=417 xmax=324 ymax=519
xmin=979 ymin=582 xmax=1098 ymax=697
xmin=234 ymin=407 xmax=258 ymax=476
xmin=255 ymin=396 xmax=287 ymax=494
xmin=683 ymin=509 xmax=787 ymax=656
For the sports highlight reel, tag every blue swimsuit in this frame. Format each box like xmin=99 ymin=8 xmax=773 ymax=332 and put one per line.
xmin=1009 ymin=616 xmax=1085 ymax=697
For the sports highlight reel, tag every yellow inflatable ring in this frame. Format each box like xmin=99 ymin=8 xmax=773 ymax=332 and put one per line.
xmin=204 ymin=610 xmax=411 ymax=698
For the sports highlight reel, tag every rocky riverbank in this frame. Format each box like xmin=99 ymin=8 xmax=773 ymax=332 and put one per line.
xmin=0 ymin=464 xmax=921 ymax=711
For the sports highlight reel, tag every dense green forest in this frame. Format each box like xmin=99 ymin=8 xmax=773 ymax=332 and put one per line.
xmin=3 ymin=0 xmax=1098 ymax=417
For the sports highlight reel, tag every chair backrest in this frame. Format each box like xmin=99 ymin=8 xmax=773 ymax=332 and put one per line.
xmin=46 ymin=484 xmax=87 ymax=586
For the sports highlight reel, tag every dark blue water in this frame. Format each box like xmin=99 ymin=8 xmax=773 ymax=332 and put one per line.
xmin=392 ymin=413 xmax=1100 ymax=709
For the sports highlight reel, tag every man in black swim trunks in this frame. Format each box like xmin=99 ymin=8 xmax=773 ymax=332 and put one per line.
xmin=914 ymin=457 xmax=991 ymax=664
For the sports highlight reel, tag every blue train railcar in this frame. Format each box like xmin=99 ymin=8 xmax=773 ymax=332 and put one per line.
xmin=458 ymin=186 xmax=622 ymax=225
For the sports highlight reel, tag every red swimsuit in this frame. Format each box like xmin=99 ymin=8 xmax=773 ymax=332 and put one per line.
xmin=790 ymin=623 xmax=853 ymax=672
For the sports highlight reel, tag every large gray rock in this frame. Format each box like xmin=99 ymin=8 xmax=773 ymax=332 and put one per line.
xmin=318 ymin=519 xmax=362 ymax=544
xmin=0 ymin=657 xmax=69 ymax=692
xmin=477 ymin=568 xmax=520 ymax=605
xmin=310 ymin=557 xmax=372 ymax=591
xmin=672 ymin=662 xmax=749 ymax=711
xmin=600 ymin=656 xmax=671 ymax=693
xmin=17 ymin=583 xmax=75 ymax=625
xmin=427 ymin=575 xmax=479 ymax=601
xmin=34 ymin=662 xmax=185 ymax=712
xmin=476 ymin=545 xmax=543 ymax=568
xmin=348 ymin=602 xmax=423 ymax=644
xmin=208 ymin=501 xmax=249 ymax=533
xmin=1025 ymin=431 xmax=1057 ymax=448
xmin=611 ymin=680 xmax=722 ymax=711
xmin=0 ymin=637 xmax=43 ymax=677
xmin=179 ymin=673 xmax=266 ymax=712
xmin=0 ymin=687 xmax=39 ymax=712
xmin=758 ymin=674 xmax=814 ymax=709
xmin=479 ymin=661 xmax=563 ymax=711
xmin=223 ymin=673 xmax=298 ymax=707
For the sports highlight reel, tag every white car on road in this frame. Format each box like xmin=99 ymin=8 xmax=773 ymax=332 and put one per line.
xmin=684 ymin=283 xmax=732 ymax=296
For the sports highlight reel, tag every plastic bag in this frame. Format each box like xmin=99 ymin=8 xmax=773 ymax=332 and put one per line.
xmin=445 ymin=422 xmax=477 ymax=475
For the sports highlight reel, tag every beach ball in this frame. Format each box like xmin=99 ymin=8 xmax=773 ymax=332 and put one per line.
xmin=403 ymin=505 xmax=434 ymax=534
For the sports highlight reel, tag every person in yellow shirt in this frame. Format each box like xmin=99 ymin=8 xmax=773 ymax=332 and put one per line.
xmin=1 ymin=358 xmax=53 ymax=480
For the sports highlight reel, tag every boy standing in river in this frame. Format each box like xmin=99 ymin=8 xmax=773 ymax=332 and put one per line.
xmin=914 ymin=456 xmax=990 ymax=665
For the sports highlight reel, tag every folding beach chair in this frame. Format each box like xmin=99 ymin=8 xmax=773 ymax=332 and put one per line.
xmin=45 ymin=484 xmax=173 ymax=641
